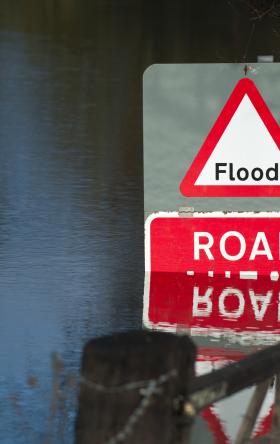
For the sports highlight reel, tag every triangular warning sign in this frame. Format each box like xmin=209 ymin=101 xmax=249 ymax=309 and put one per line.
xmin=180 ymin=78 xmax=280 ymax=197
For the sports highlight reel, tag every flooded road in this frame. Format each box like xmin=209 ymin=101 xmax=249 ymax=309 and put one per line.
xmin=0 ymin=1 xmax=280 ymax=443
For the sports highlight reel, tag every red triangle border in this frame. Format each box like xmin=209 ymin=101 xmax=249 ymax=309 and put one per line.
xmin=180 ymin=78 xmax=280 ymax=197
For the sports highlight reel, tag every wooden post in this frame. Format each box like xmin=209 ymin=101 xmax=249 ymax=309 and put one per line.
xmin=75 ymin=330 xmax=196 ymax=444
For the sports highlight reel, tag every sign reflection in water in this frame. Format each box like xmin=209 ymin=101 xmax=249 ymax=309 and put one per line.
xmin=145 ymin=272 xmax=280 ymax=340
xmin=196 ymin=348 xmax=274 ymax=443
xmin=144 ymin=271 xmax=279 ymax=442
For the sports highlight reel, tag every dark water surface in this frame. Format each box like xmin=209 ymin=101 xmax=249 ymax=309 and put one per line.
xmin=0 ymin=1 xmax=280 ymax=443
xmin=0 ymin=7 xmax=144 ymax=443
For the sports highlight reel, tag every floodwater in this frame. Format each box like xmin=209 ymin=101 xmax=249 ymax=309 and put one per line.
xmin=0 ymin=1 xmax=279 ymax=443
xmin=0 ymin=4 xmax=144 ymax=443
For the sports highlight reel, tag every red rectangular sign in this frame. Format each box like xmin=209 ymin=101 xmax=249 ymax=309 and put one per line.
xmin=144 ymin=213 xmax=280 ymax=337
xmin=148 ymin=214 xmax=280 ymax=277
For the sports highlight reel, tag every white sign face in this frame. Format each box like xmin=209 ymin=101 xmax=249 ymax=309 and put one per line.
xmin=195 ymin=94 xmax=280 ymax=186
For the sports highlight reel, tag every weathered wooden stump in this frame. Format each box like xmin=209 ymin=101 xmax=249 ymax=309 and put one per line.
xmin=75 ymin=330 xmax=196 ymax=444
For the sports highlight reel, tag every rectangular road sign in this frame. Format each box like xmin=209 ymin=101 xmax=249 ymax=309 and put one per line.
xmin=146 ymin=212 xmax=280 ymax=278
xmin=144 ymin=212 xmax=280 ymax=339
